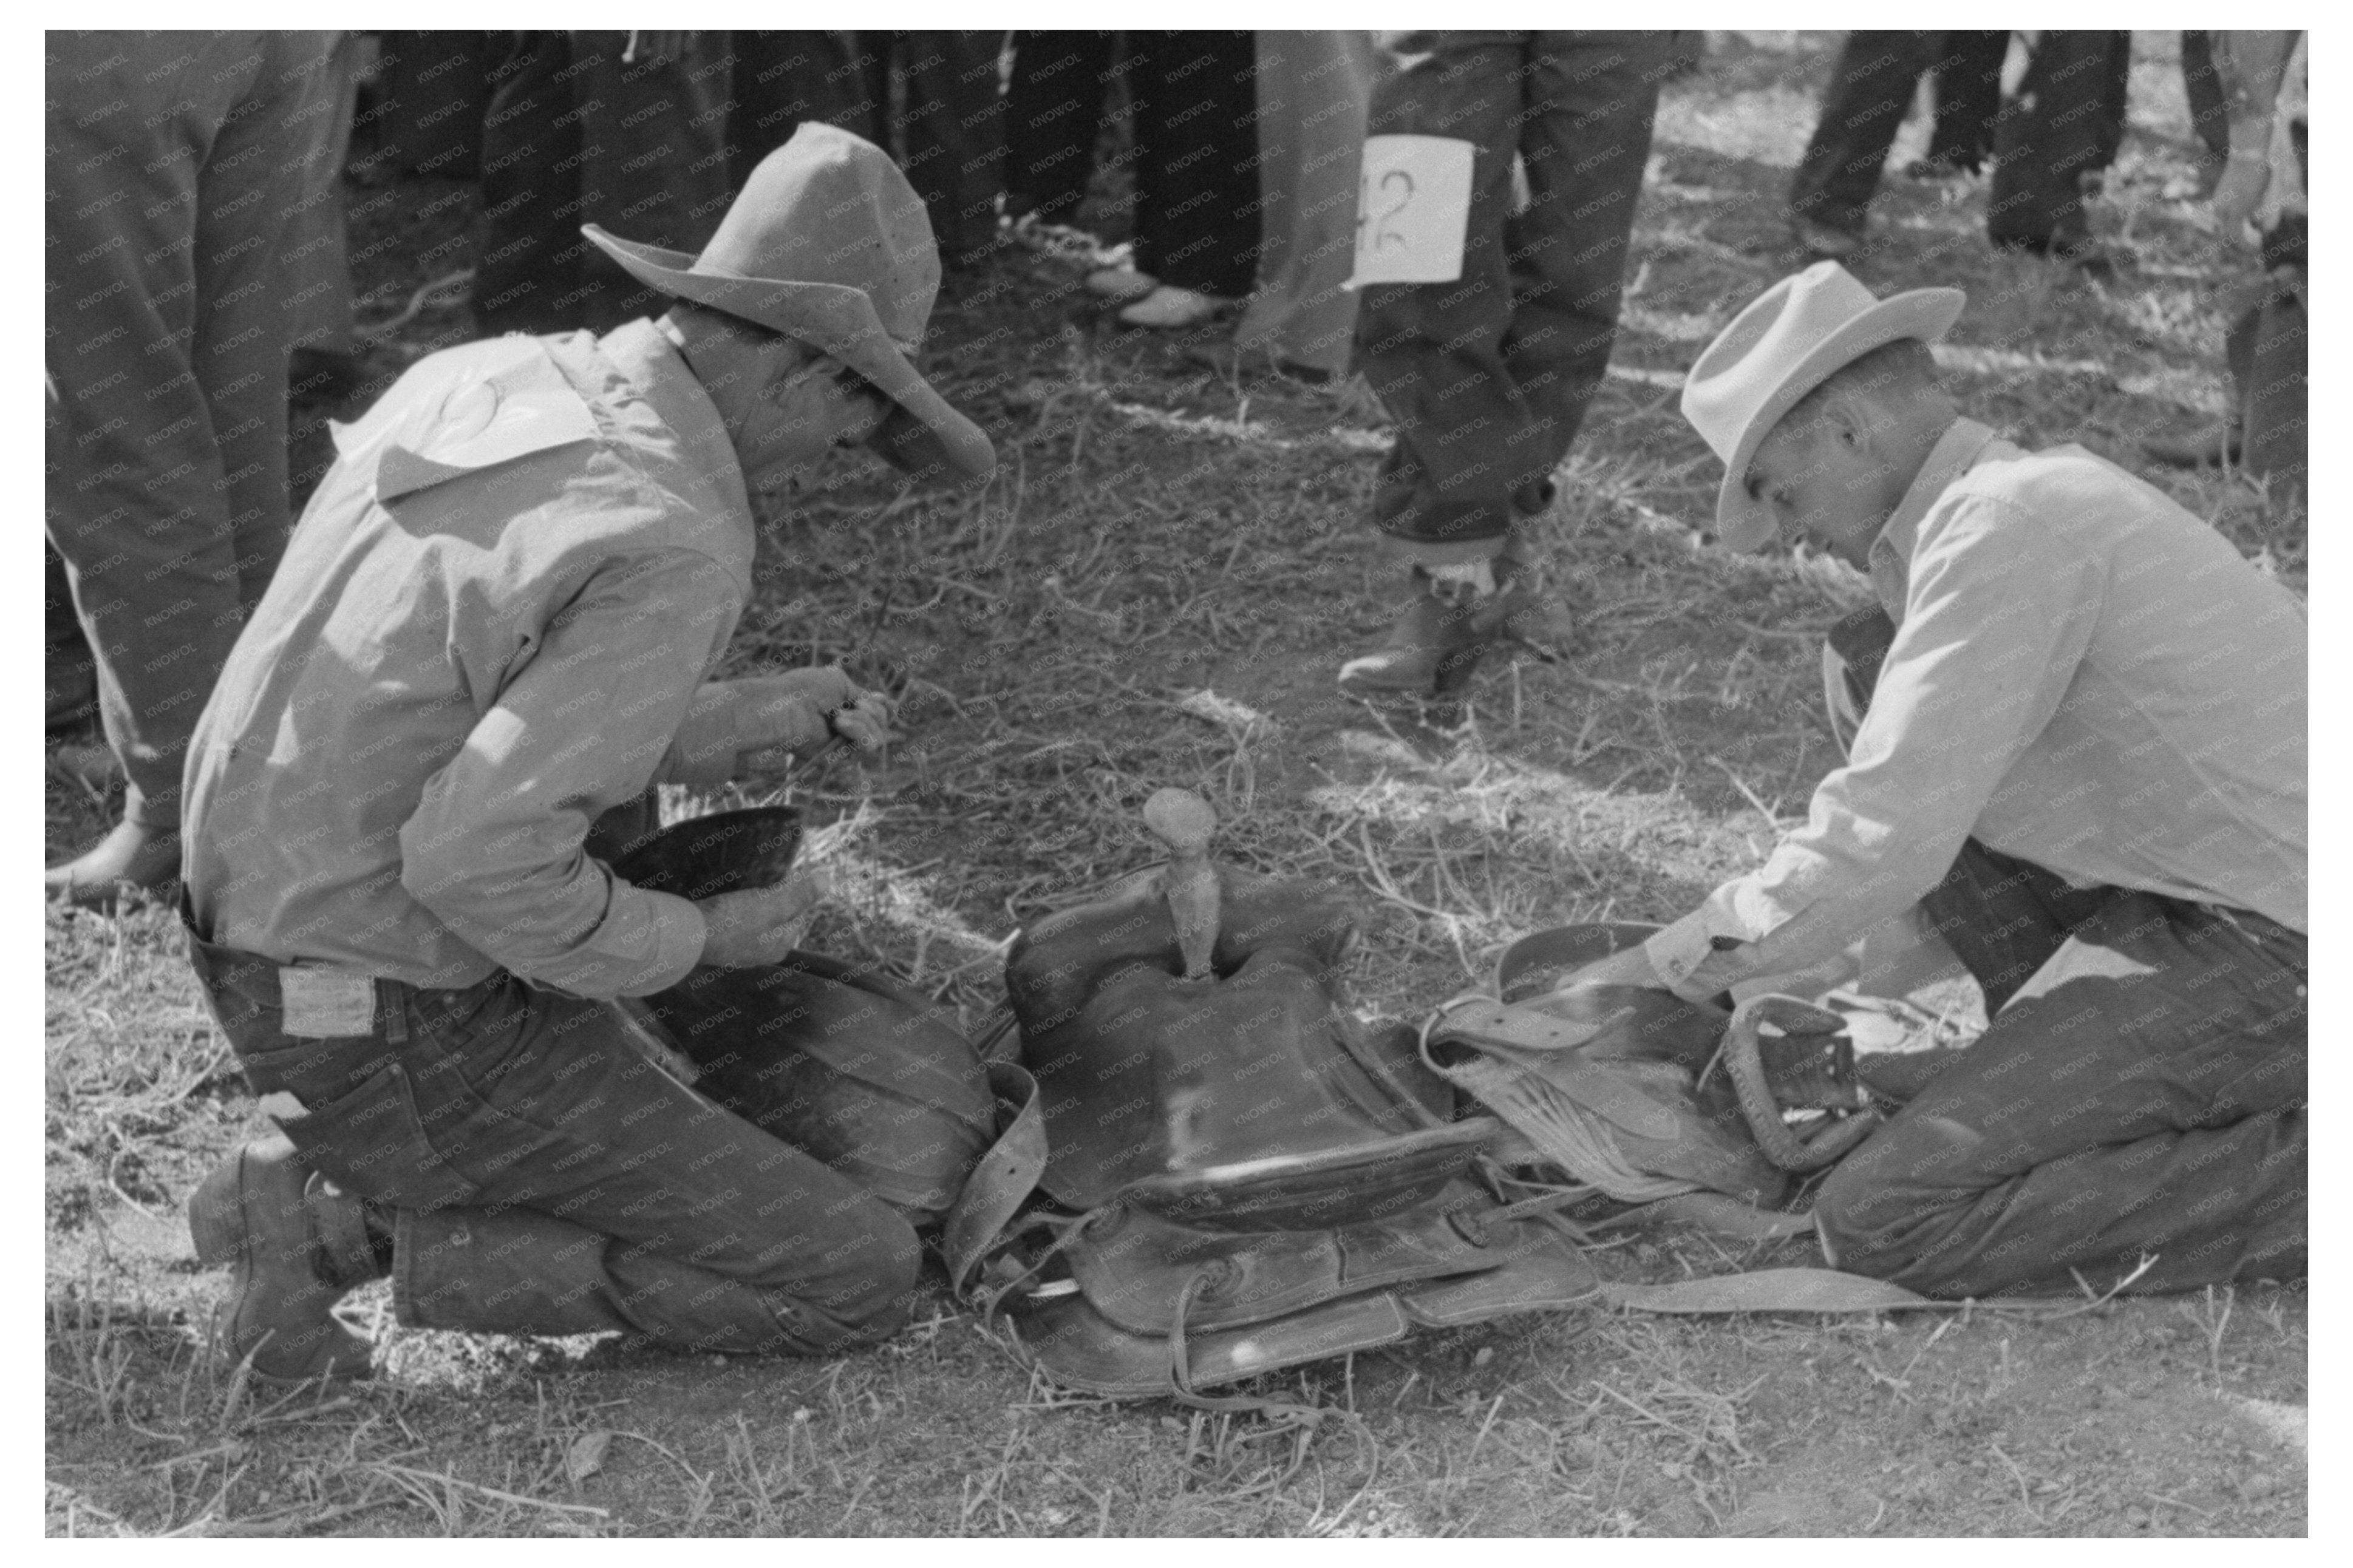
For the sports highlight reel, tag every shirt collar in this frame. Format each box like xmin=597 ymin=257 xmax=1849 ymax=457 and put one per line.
xmin=594 ymin=317 xmax=751 ymax=518
xmin=1871 ymin=417 xmax=2000 ymax=572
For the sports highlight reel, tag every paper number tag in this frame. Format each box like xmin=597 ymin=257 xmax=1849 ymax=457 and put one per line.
xmin=1350 ymin=134 xmax=1477 ymax=288
xmin=279 ymin=965 xmax=378 ymax=1039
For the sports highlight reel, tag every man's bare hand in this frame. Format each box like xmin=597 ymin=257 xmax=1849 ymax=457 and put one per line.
xmin=695 ymin=867 xmax=831 ymax=968
xmin=826 ymin=689 xmax=897 ymax=752
xmin=735 ymin=667 xmax=900 ymax=770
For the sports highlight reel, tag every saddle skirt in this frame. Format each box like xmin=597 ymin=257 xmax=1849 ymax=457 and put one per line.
xmin=610 ymin=809 xmax=996 ymax=1227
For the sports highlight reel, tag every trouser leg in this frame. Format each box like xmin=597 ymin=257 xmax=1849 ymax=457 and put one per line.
xmin=729 ymin=31 xmax=873 ymax=194
xmin=280 ymin=32 xmax=363 ymax=356
xmin=2180 ymin=31 xmax=2231 ymax=164
xmin=1816 ymin=894 xmax=2307 ymax=1298
xmin=1508 ymin=32 xmax=1666 ymax=488
xmin=1789 ymin=32 xmax=1935 ymax=236
xmin=2230 ymin=214 xmax=2307 ymax=492
xmin=474 ymin=32 xmax=581 ymax=334
xmin=44 ymin=33 xmax=328 ymax=830
xmin=1924 ymin=32 xmax=2008 ymax=171
xmin=1988 ymin=30 xmax=2125 ymax=249
xmin=2088 ymin=32 xmax=2131 ymax=176
xmin=1128 ymin=30 xmax=1260 ymax=297
xmin=44 ymin=535 xmax=97 ymax=732
xmin=1005 ymin=30 xmax=1118 ymax=222
xmin=1354 ymin=34 xmax=1537 ymax=566
xmin=205 ymin=33 xmax=335 ymax=617
xmin=570 ymin=32 xmax=737 ymax=333
xmin=889 ymin=31 xmax=1007 ymax=262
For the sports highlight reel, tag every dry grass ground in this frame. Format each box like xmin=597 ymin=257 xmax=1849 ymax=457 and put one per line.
xmin=46 ymin=32 xmax=2306 ymax=1536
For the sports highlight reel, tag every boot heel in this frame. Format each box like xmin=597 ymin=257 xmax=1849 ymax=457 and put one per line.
xmin=187 ymin=1160 xmax=247 ymax=1268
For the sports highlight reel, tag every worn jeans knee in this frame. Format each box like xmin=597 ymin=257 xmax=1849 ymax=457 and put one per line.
xmin=825 ymin=1220 xmax=925 ymax=1337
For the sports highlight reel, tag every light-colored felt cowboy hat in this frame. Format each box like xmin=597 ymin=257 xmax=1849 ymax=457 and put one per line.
xmin=1682 ymin=261 xmax=1964 ymax=551
xmin=583 ymin=123 xmax=995 ymax=487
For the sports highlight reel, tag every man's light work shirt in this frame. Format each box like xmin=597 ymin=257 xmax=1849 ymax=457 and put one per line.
xmin=1646 ymin=418 xmax=2307 ymax=1003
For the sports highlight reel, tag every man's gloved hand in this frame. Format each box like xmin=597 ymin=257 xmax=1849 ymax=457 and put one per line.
xmin=696 ymin=866 xmax=833 ymax=968
xmin=736 ymin=667 xmax=899 ymax=769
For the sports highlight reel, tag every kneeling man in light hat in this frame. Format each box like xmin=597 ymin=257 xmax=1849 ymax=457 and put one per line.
xmin=1573 ymin=262 xmax=2306 ymax=1299
xmin=179 ymin=126 xmax=994 ymax=1380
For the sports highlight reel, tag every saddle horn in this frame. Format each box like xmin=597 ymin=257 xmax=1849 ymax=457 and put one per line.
xmin=1143 ymin=787 xmax=1219 ymax=980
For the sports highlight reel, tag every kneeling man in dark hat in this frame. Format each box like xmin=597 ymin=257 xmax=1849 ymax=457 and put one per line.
xmin=1573 ymin=262 xmax=2306 ymax=1299
xmin=180 ymin=126 xmax=995 ymax=1379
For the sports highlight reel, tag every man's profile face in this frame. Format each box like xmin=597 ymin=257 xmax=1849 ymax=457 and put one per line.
xmin=694 ymin=319 xmax=893 ymax=495
xmin=1743 ymin=404 xmax=1900 ymax=570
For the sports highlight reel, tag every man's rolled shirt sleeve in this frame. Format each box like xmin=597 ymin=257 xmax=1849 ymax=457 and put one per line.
xmin=398 ymin=551 xmax=740 ymax=998
xmin=1647 ymin=498 xmax=2105 ymax=1002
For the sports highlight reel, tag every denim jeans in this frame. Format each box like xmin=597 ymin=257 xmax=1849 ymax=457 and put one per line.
xmin=1354 ymin=32 xmax=1669 ymax=565
xmin=1811 ymin=611 xmax=2307 ymax=1298
xmin=186 ymin=928 xmax=922 ymax=1355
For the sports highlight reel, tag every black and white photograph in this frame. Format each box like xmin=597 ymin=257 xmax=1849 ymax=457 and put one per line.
xmin=40 ymin=18 xmax=2312 ymax=1539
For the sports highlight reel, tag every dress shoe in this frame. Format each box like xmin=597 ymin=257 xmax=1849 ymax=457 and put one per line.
xmin=1337 ymin=558 xmax=1538 ymax=701
xmin=2144 ymin=424 xmax=2242 ymax=468
xmin=44 ymin=820 xmax=180 ymax=911
xmin=1085 ymin=265 xmax=1159 ymax=302
xmin=1117 ymin=285 xmax=1233 ymax=330
xmin=189 ymin=1135 xmax=382 ymax=1383
xmin=1788 ymin=215 xmax=1862 ymax=260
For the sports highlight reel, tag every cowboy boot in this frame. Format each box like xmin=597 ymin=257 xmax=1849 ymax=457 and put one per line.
xmin=1337 ymin=554 xmax=1539 ymax=701
xmin=188 ymin=1134 xmax=384 ymax=1383
xmin=44 ymin=821 xmax=180 ymax=912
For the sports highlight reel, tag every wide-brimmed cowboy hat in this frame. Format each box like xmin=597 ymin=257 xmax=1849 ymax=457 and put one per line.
xmin=1681 ymin=262 xmax=1964 ymax=551
xmin=583 ymin=123 xmax=994 ymax=487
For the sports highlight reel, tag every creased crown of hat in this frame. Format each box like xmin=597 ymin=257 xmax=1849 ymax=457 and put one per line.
xmin=1681 ymin=262 xmax=1963 ymax=551
xmin=584 ymin=123 xmax=993 ymax=487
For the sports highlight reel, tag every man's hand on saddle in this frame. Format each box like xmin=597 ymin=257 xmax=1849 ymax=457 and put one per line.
xmin=734 ymin=666 xmax=901 ymax=772
xmin=695 ymin=866 xmax=836 ymax=968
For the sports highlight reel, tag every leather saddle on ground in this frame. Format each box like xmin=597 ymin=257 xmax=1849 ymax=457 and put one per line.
xmin=608 ymin=807 xmax=998 ymax=1228
xmin=965 ymin=790 xmax=1599 ymax=1401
